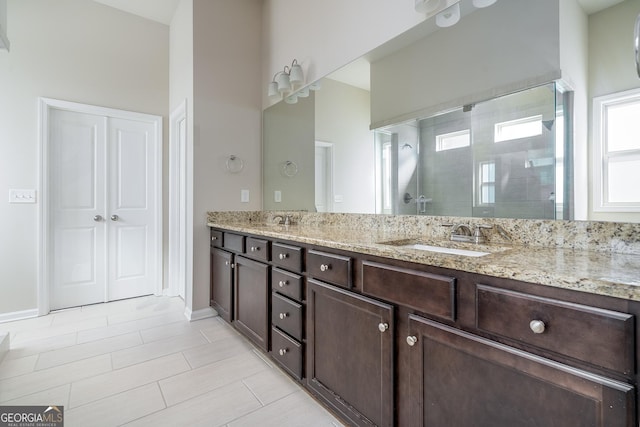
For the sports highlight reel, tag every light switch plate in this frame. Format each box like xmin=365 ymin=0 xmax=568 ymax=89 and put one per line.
xmin=274 ymin=190 xmax=282 ymax=203
xmin=241 ymin=189 xmax=250 ymax=203
xmin=9 ymin=189 xmax=37 ymax=204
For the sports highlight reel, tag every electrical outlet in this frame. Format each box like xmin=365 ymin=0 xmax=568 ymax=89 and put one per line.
xmin=241 ymin=189 xmax=250 ymax=203
xmin=274 ymin=190 xmax=282 ymax=203
xmin=9 ymin=189 xmax=37 ymax=204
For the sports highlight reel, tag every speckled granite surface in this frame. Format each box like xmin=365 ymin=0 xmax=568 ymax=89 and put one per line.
xmin=207 ymin=211 xmax=640 ymax=302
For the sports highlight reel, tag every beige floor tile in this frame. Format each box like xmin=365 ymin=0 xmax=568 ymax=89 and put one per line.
xmin=65 ymin=383 xmax=166 ymax=427
xmin=182 ymin=336 xmax=253 ymax=369
xmin=0 ymin=354 xmax=37 ymax=379
xmin=111 ymin=331 xmax=207 ymax=369
xmin=241 ymin=369 xmax=300 ymax=406
xmin=124 ymin=381 xmax=261 ymax=427
xmin=106 ymin=298 xmax=185 ymax=325
xmin=159 ymin=351 xmax=271 ymax=407
xmin=0 ymin=384 xmax=71 ymax=408
xmin=139 ymin=316 xmax=219 ymax=343
xmin=36 ymin=332 xmax=142 ymax=370
xmin=199 ymin=318 xmax=238 ymax=343
xmin=69 ymin=352 xmax=190 ymax=408
xmin=1 ymin=315 xmax=54 ymax=337
xmin=11 ymin=316 xmax=108 ymax=345
xmin=0 ymin=354 xmax=112 ymax=403
xmin=49 ymin=307 xmax=105 ymax=326
xmin=76 ymin=311 xmax=184 ymax=344
xmin=228 ymin=390 xmax=343 ymax=427
xmin=5 ymin=333 xmax=78 ymax=361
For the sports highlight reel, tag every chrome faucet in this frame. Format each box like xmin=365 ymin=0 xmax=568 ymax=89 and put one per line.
xmin=443 ymin=223 xmax=493 ymax=244
xmin=272 ymin=215 xmax=292 ymax=226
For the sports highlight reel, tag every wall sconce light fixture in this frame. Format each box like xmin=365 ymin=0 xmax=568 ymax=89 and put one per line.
xmin=416 ymin=0 xmax=498 ymax=28
xmin=436 ymin=2 xmax=460 ymax=28
xmin=268 ymin=59 xmax=305 ymax=101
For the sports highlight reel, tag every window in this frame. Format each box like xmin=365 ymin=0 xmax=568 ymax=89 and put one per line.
xmin=436 ymin=129 xmax=470 ymax=151
xmin=478 ymin=161 xmax=495 ymax=205
xmin=593 ymin=88 xmax=640 ymax=212
xmin=494 ymin=115 xmax=542 ymax=142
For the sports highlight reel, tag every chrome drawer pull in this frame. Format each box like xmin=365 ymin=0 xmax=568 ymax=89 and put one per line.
xmin=279 ymin=253 xmax=289 ymax=260
xmin=279 ymin=348 xmax=288 ymax=356
xmin=278 ymin=280 xmax=288 ymax=287
xmin=279 ymin=312 xmax=289 ymax=319
xmin=529 ymin=320 xmax=546 ymax=334
xmin=250 ymin=246 xmax=260 ymax=252
xmin=378 ymin=323 xmax=389 ymax=333
xmin=320 ymin=264 xmax=331 ymax=272
xmin=406 ymin=336 xmax=418 ymax=346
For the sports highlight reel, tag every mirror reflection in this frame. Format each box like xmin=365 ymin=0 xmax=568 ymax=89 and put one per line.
xmin=263 ymin=0 xmax=640 ymax=222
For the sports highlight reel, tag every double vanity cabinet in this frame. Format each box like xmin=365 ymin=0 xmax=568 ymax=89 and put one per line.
xmin=209 ymin=226 xmax=639 ymax=426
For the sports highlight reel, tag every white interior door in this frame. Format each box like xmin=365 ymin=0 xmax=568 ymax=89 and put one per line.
xmin=48 ymin=104 xmax=159 ymax=310
xmin=315 ymin=141 xmax=334 ymax=212
xmin=107 ymin=117 xmax=158 ymax=301
xmin=50 ymin=109 xmax=107 ymax=309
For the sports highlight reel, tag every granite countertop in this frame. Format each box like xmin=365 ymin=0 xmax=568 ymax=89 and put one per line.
xmin=207 ymin=219 xmax=640 ymax=302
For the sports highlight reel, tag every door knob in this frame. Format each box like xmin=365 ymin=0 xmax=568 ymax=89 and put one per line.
xmin=93 ymin=215 xmax=103 ymax=222
xmin=110 ymin=215 xmax=119 ymax=221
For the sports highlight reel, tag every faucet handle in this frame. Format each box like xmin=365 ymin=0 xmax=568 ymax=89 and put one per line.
xmin=472 ymin=224 xmax=492 ymax=243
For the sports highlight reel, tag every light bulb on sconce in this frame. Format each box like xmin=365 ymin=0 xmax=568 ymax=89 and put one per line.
xmin=267 ymin=59 xmax=308 ymax=103
xmin=414 ymin=0 xmax=442 ymax=14
xmin=436 ymin=2 xmax=460 ymax=28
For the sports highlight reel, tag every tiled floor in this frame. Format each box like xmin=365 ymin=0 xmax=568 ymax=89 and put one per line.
xmin=0 ymin=296 xmax=344 ymax=426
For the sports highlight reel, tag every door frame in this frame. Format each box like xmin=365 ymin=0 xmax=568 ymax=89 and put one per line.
xmin=168 ymin=100 xmax=189 ymax=299
xmin=314 ymin=140 xmax=334 ymax=212
xmin=37 ymin=97 xmax=163 ymax=315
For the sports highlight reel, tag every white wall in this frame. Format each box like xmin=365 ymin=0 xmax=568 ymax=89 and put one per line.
xmin=315 ymin=79 xmax=375 ymax=213
xmin=261 ymin=0 xmax=424 ymax=109
xmin=559 ymin=0 xmax=588 ymax=221
xmin=190 ymin=0 xmax=263 ymax=313
xmin=588 ymin=0 xmax=640 ymax=222
xmin=370 ymin=0 xmax=560 ymax=128
xmin=0 ymin=0 xmax=8 ymax=50
xmin=0 ymin=0 xmax=169 ymax=316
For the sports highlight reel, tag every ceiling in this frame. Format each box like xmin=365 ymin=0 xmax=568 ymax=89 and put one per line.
xmin=92 ymin=0 xmax=181 ymax=25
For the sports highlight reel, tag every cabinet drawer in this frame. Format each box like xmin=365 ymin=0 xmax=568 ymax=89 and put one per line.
xmin=476 ymin=285 xmax=635 ymax=375
xmin=245 ymin=237 xmax=269 ymax=262
xmin=362 ymin=261 xmax=456 ymax=322
xmin=272 ymin=268 xmax=303 ymax=302
xmin=307 ymin=249 xmax=352 ymax=289
xmin=271 ymin=327 xmax=303 ymax=380
xmin=223 ymin=233 xmax=244 ymax=253
xmin=272 ymin=292 xmax=303 ymax=341
xmin=210 ymin=229 xmax=223 ymax=248
xmin=272 ymin=242 xmax=303 ymax=272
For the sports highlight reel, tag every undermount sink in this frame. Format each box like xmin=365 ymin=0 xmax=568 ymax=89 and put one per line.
xmin=379 ymin=238 xmax=511 ymax=257
xmin=402 ymin=243 xmax=490 ymax=257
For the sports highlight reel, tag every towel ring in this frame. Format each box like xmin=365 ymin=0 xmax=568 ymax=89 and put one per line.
xmin=226 ymin=155 xmax=244 ymax=174
xmin=282 ymin=160 xmax=299 ymax=177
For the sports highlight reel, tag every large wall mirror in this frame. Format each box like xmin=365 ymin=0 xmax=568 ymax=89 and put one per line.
xmin=263 ymin=0 xmax=640 ymax=222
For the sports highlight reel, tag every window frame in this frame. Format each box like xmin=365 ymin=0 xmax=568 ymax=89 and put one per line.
xmin=592 ymin=88 xmax=640 ymax=212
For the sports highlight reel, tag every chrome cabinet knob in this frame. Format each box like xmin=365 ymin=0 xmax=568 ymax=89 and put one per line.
xmin=320 ymin=264 xmax=331 ymax=272
xmin=279 ymin=253 xmax=289 ymax=260
xmin=279 ymin=312 xmax=289 ymax=319
xmin=529 ymin=320 xmax=546 ymax=334
xmin=225 ymin=261 xmax=229 ymax=266
xmin=211 ymin=236 xmax=217 ymax=241
xmin=110 ymin=214 xmax=119 ymax=221
xmin=278 ymin=280 xmax=288 ymax=287
xmin=250 ymin=246 xmax=260 ymax=252
xmin=279 ymin=348 xmax=288 ymax=356
xmin=93 ymin=215 xmax=103 ymax=222
xmin=378 ymin=323 xmax=389 ymax=332
xmin=406 ymin=336 xmax=418 ymax=346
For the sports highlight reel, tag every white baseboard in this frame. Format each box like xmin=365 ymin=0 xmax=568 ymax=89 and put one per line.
xmin=0 ymin=308 xmax=39 ymax=324
xmin=184 ymin=306 xmax=217 ymax=322
xmin=0 ymin=333 xmax=8 ymax=363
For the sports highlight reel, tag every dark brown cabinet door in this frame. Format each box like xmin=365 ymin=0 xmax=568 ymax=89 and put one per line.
xmin=406 ymin=314 xmax=636 ymax=427
xmin=210 ymin=247 xmax=233 ymax=322
xmin=234 ymin=255 xmax=270 ymax=351
xmin=307 ymin=279 xmax=394 ymax=427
